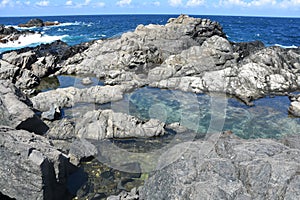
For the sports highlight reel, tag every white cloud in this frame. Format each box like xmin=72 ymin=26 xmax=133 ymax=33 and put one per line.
xmin=186 ymin=0 xmax=205 ymax=7
xmin=153 ymin=1 xmax=161 ymax=6
xmin=95 ymin=1 xmax=105 ymax=7
xmin=168 ymin=0 xmax=182 ymax=7
xmin=65 ymin=0 xmax=73 ymax=6
xmin=36 ymin=0 xmax=49 ymax=7
xmin=279 ymin=0 xmax=300 ymax=8
xmin=219 ymin=0 xmax=248 ymax=7
xmin=116 ymin=0 xmax=132 ymax=6
xmin=0 ymin=0 xmax=11 ymax=7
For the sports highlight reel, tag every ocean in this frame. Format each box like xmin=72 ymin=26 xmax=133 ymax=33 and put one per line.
xmin=0 ymin=14 xmax=299 ymax=54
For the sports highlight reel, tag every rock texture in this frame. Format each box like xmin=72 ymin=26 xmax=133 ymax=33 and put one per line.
xmin=59 ymin=14 xmax=226 ymax=81
xmin=140 ymin=132 xmax=300 ymax=200
xmin=0 ymin=80 xmax=48 ymax=134
xmin=0 ymin=40 xmax=91 ymax=89
xmin=58 ymin=14 xmax=300 ymax=105
xmin=30 ymin=84 xmax=133 ymax=112
xmin=76 ymin=109 xmax=165 ymax=140
xmin=0 ymin=127 xmax=76 ymax=200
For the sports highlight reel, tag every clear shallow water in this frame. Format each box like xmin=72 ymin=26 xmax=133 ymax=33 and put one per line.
xmin=0 ymin=15 xmax=299 ymax=53
xmin=101 ymin=87 xmax=300 ymax=139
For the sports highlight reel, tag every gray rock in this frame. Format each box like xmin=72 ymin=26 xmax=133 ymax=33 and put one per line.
xmin=76 ymin=109 xmax=165 ymax=140
xmin=0 ymin=80 xmax=48 ymax=134
xmin=60 ymin=15 xmax=226 ymax=80
xmin=30 ymin=84 xmax=133 ymax=112
xmin=0 ymin=127 xmax=76 ymax=200
xmin=288 ymin=94 xmax=300 ymax=117
xmin=140 ymin=133 xmax=300 ymax=200
xmin=41 ymin=104 xmax=62 ymax=121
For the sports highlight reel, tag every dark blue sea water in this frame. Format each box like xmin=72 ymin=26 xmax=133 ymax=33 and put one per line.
xmin=0 ymin=15 xmax=299 ymax=53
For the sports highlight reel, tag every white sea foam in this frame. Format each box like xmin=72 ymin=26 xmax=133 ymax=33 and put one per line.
xmin=0 ymin=33 xmax=68 ymax=49
xmin=275 ymin=44 xmax=298 ymax=49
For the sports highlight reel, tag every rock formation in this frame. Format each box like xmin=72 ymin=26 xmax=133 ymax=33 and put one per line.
xmin=18 ymin=18 xmax=60 ymax=28
xmin=140 ymin=132 xmax=300 ymax=200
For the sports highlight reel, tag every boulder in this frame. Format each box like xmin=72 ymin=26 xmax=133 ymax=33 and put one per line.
xmin=0 ymin=127 xmax=77 ymax=200
xmin=140 ymin=132 xmax=300 ymax=200
xmin=76 ymin=109 xmax=165 ymax=140
xmin=0 ymin=80 xmax=48 ymax=134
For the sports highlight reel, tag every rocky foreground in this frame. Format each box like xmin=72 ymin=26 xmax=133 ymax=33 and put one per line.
xmin=1 ymin=14 xmax=300 ymax=199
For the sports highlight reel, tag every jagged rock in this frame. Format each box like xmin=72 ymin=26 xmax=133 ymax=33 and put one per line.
xmin=140 ymin=133 xmax=300 ymax=200
xmin=60 ymin=15 xmax=226 ymax=79
xmin=0 ymin=127 xmax=77 ymax=200
xmin=76 ymin=109 xmax=165 ymax=140
xmin=0 ymin=80 xmax=48 ymax=134
xmin=0 ymin=40 xmax=92 ymax=89
xmin=0 ymin=25 xmax=35 ymax=44
xmin=150 ymin=46 xmax=300 ymax=105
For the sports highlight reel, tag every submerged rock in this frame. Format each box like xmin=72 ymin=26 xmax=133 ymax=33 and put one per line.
xmin=140 ymin=132 xmax=300 ymax=200
xmin=0 ymin=127 xmax=76 ymax=200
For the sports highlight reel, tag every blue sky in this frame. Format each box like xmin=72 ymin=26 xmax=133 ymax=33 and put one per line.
xmin=0 ymin=0 xmax=299 ymax=17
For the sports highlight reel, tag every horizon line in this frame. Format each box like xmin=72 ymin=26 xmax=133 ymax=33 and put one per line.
xmin=0 ymin=13 xmax=299 ymax=19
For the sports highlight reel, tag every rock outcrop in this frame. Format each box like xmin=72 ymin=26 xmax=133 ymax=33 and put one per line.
xmin=0 ymin=40 xmax=92 ymax=89
xmin=58 ymin=14 xmax=300 ymax=105
xmin=140 ymin=132 xmax=300 ymax=200
xmin=0 ymin=24 xmax=35 ymax=44
xmin=18 ymin=18 xmax=60 ymax=28
xmin=0 ymin=127 xmax=76 ymax=200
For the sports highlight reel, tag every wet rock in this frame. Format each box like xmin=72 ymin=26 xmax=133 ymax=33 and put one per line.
xmin=0 ymin=40 xmax=92 ymax=89
xmin=0 ymin=80 xmax=48 ymax=134
xmin=76 ymin=109 xmax=165 ymax=140
xmin=140 ymin=133 xmax=300 ymax=200
xmin=0 ymin=25 xmax=35 ymax=44
xmin=0 ymin=127 xmax=76 ymax=200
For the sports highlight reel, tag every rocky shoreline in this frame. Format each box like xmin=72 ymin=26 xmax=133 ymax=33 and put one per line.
xmin=1 ymin=14 xmax=300 ymax=199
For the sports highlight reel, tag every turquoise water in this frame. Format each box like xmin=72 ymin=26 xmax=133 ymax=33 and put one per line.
xmin=106 ymin=87 xmax=300 ymax=139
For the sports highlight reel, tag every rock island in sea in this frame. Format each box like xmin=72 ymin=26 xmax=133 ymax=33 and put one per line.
xmin=0 ymin=14 xmax=300 ymax=199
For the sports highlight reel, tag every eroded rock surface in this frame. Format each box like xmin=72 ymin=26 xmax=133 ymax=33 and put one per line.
xmin=0 ymin=127 xmax=76 ymax=200
xmin=0 ymin=80 xmax=48 ymax=134
xmin=140 ymin=133 xmax=300 ymax=200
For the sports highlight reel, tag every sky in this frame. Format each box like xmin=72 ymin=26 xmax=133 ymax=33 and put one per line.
xmin=0 ymin=0 xmax=300 ymax=17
